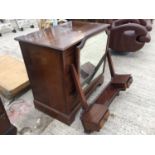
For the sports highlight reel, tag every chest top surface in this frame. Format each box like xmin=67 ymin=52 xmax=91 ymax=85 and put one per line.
xmin=15 ymin=21 xmax=109 ymax=51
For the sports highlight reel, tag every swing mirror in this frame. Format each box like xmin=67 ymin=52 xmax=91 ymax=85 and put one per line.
xmin=79 ymin=31 xmax=108 ymax=89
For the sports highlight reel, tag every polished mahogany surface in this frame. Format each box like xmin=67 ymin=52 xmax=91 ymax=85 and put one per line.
xmin=15 ymin=21 xmax=133 ymax=132
xmin=15 ymin=21 xmax=110 ymax=125
xmin=15 ymin=21 xmax=109 ymax=51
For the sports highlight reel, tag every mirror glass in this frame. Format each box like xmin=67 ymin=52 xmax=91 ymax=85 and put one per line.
xmin=80 ymin=31 xmax=108 ymax=89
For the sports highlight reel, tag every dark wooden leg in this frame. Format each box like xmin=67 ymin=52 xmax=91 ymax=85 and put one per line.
xmin=3 ymin=124 xmax=17 ymax=135
xmin=0 ymin=98 xmax=17 ymax=135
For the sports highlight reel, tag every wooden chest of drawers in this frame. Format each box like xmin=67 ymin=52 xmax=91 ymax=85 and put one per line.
xmin=15 ymin=21 xmax=109 ymax=125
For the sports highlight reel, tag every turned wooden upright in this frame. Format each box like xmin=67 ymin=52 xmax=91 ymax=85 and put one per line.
xmin=15 ymin=21 xmax=109 ymax=124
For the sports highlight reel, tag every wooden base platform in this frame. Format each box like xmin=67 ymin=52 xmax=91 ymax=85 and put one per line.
xmin=81 ymin=74 xmax=133 ymax=133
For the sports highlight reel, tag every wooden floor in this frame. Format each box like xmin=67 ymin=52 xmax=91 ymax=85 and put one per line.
xmin=0 ymin=23 xmax=155 ymax=135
